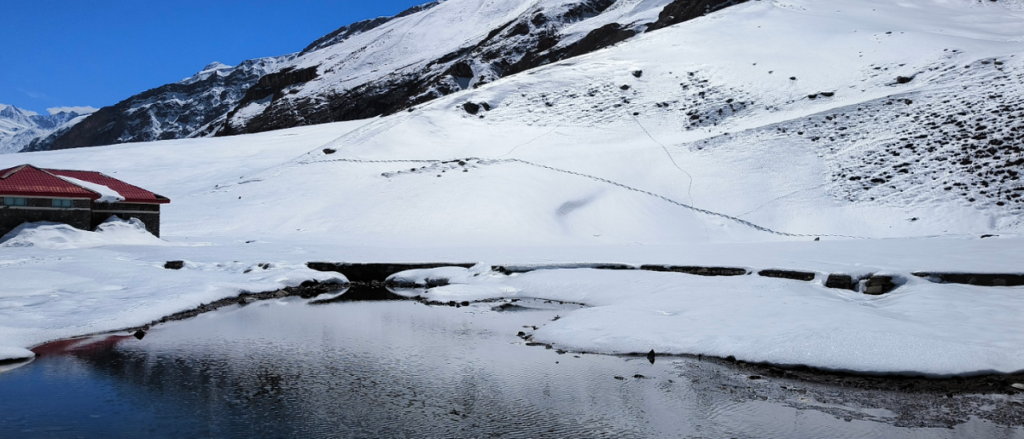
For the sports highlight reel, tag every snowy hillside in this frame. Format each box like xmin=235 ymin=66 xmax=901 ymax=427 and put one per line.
xmin=0 ymin=104 xmax=94 ymax=154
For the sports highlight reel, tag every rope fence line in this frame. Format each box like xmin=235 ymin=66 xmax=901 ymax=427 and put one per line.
xmin=309 ymin=156 xmax=863 ymax=239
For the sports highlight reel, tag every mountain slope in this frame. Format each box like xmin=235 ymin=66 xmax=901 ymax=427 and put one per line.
xmin=36 ymin=0 xmax=747 ymax=151
xmin=38 ymin=57 xmax=291 ymax=151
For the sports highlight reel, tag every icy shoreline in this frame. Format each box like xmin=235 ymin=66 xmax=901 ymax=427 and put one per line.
xmin=387 ymin=265 xmax=1024 ymax=377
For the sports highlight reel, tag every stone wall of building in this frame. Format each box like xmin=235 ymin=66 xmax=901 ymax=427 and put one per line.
xmin=0 ymin=199 xmax=92 ymax=237
xmin=91 ymin=202 xmax=162 ymax=237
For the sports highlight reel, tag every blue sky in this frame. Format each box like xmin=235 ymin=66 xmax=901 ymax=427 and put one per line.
xmin=1 ymin=0 xmax=427 ymax=115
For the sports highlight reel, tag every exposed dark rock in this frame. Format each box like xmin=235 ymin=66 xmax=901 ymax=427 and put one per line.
xmin=896 ymin=75 xmax=915 ymax=84
xmin=647 ymin=349 xmax=656 ymax=364
xmin=164 ymin=261 xmax=185 ymax=270
xmin=640 ymin=265 xmax=747 ymax=276
xmin=561 ymin=0 xmax=617 ymax=21
xmin=758 ymin=269 xmax=816 ymax=281
xmin=133 ymin=330 xmax=146 ymax=340
xmin=493 ymin=263 xmax=636 ymax=274
xmin=323 ymin=148 xmax=336 ymax=154
xmin=463 ymin=102 xmax=482 ymax=115
xmin=864 ymin=275 xmax=897 ymax=295
xmin=825 ymin=274 xmax=855 ymax=290
xmin=447 ymin=61 xmax=475 ymax=79
xmin=646 ymin=0 xmax=750 ymax=32
xmin=913 ymin=272 xmax=1024 ymax=287
xmin=632 ymin=70 xmax=643 ymax=78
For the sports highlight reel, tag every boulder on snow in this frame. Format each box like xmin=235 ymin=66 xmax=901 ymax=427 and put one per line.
xmin=463 ymin=102 xmax=481 ymax=115
xmin=758 ymin=269 xmax=816 ymax=282
xmin=164 ymin=260 xmax=185 ymax=270
xmin=825 ymin=274 xmax=855 ymax=290
xmin=863 ymin=275 xmax=897 ymax=295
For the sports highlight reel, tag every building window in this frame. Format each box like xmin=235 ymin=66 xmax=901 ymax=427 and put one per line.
xmin=52 ymin=199 xmax=74 ymax=208
xmin=4 ymin=197 xmax=26 ymax=206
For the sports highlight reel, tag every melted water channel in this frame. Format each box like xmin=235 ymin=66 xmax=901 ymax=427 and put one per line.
xmin=1 ymin=293 xmax=1021 ymax=438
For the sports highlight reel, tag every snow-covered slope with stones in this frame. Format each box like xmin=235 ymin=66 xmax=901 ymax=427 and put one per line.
xmin=300 ymin=0 xmax=1024 ymax=237
xmin=0 ymin=104 xmax=94 ymax=154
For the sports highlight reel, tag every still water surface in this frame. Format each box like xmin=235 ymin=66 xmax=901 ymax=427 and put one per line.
xmin=1 ymin=294 xmax=1021 ymax=438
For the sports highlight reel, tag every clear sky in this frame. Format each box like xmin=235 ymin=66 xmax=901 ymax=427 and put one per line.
xmin=1 ymin=0 xmax=428 ymax=115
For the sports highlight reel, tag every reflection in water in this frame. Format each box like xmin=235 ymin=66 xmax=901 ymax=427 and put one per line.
xmin=1 ymin=295 xmax=1022 ymax=439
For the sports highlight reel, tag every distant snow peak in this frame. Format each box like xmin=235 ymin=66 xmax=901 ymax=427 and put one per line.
xmin=200 ymin=61 xmax=234 ymax=73
xmin=0 ymin=103 xmax=96 ymax=154
xmin=46 ymin=106 xmax=98 ymax=116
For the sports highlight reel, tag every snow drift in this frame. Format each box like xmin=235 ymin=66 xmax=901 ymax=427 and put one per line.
xmin=0 ymin=217 xmax=164 ymax=250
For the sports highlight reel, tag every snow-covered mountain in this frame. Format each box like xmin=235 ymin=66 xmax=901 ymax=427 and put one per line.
xmin=36 ymin=57 xmax=292 ymax=151
xmin=37 ymin=0 xmax=745 ymax=151
xmin=0 ymin=104 xmax=95 ymax=154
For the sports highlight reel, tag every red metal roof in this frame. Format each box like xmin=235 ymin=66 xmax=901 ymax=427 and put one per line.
xmin=0 ymin=165 xmax=170 ymax=204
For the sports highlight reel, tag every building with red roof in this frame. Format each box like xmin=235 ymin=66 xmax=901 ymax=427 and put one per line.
xmin=0 ymin=164 xmax=170 ymax=237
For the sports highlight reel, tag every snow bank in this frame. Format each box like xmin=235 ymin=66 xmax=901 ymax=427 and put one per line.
xmin=0 ymin=346 xmax=34 ymax=362
xmin=0 ymin=217 xmax=164 ymax=249
xmin=0 ymin=250 xmax=347 ymax=351
xmin=394 ymin=267 xmax=1024 ymax=376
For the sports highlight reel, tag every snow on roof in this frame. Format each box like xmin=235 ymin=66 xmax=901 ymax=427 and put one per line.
xmin=0 ymin=165 xmax=169 ymax=204
xmin=55 ymin=175 xmax=124 ymax=203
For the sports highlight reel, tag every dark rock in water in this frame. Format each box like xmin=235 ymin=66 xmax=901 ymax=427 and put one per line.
xmin=323 ymin=148 xmax=336 ymax=155
xmin=133 ymin=330 xmax=147 ymax=340
xmin=825 ymin=274 xmax=855 ymax=290
xmin=864 ymin=275 xmax=897 ymax=295
xmin=463 ymin=102 xmax=481 ymax=115
xmin=896 ymin=75 xmax=915 ymax=84
xmin=632 ymin=70 xmax=643 ymax=78
xmin=647 ymin=349 xmax=656 ymax=364
xmin=758 ymin=269 xmax=815 ymax=282
xmin=424 ymin=278 xmax=450 ymax=288
xmin=306 ymin=262 xmax=474 ymax=284
xmin=164 ymin=261 xmax=185 ymax=270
